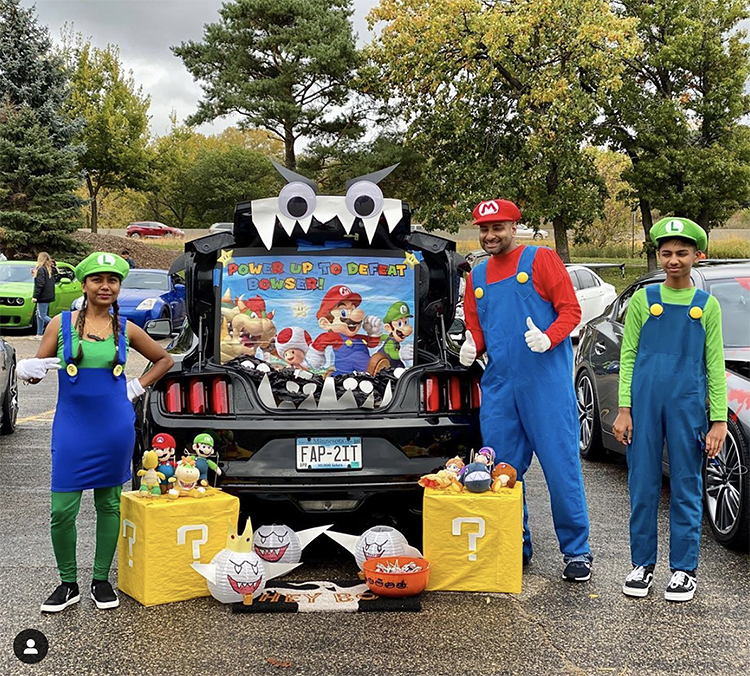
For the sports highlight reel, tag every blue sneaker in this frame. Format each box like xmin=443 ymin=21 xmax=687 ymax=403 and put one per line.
xmin=562 ymin=555 xmax=592 ymax=582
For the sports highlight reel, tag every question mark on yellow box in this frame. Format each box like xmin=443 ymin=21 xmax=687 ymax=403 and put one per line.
xmin=452 ymin=517 xmax=485 ymax=561
xmin=177 ymin=524 xmax=209 ymax=561
xmin=122 ymin=519 xmax=136 ymax=567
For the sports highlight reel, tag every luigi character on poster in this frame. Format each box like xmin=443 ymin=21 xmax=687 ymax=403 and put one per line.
xmin=368 ymin=301 xmax=414 ymax=374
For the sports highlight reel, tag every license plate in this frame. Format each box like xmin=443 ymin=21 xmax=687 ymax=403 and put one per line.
xmin=296 ymin=436 xmax=362 ymax=470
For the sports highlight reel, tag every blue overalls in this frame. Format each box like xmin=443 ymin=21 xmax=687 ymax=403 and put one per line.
xmin=627 ymin=285 xmax=709 ymax=572
xmin=332 ymin=336 xmax=371 ymax=375
xmin=473 ymin=246 xmax=591 ymax=561
xmin=50 ymin=312 xmax=135 ymax=492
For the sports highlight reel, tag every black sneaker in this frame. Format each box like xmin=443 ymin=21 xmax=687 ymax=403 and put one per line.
xmin=664 ymin=570 xmax=697 ymax=602
xmin=40 ymin=583 xmax=80 ymax=613
xmin=90 ymin=580 xmax=119 ymax=609
xmin=562 ymin=555 xmax=592 ymax=582
xmin=622 ymin=564 xmax=655 ymax=597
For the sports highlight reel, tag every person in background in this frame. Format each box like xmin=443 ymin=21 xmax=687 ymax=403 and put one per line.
xmin=121 ymin=249 xmax=136 ymax=269
xmin=32 ymin=252 xmax=56 ymax=338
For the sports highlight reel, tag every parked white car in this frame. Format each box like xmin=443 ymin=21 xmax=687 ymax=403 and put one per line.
xmin=515 ymin=223 xmax=548 ymax=240
xmin=208 ymin=222 xmax=233 ymax=234
xmin=566 ymin=265 xmax=617 ymax=338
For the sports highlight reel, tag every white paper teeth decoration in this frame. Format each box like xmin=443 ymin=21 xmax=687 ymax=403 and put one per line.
xmin=298 ymin=215 xmax=313 ymax=233
xmin=382 ymin=199 xmax=403 ymax=232
xmin=318 ymin=377 xmax=344 ymax=410
xmin=359 ymin=381 xmax=374 ymax=394
xmin=338 ymin=388 xmax=358 ymax=409
xmin=361 ymin=392 xmax=375 ymax=409
xmin=278 ymin=401 xmax=295 ymax=409
xmin=310 ymin=196 xmax=343 ymax=225
xmin=299 ymin=393 xmax=317 ymax=410
xmin=339 ymin=212 xmax=357 ymax=234
xmin=362 ymin=216 xmax=381 ymax=243
xmin=381 ymin=382 xmax=393 ymax=407
xmin=250 ymin=197 xmax=278 ymax=250
xmin=277 ymin=213 xmax=297 ymax=236
xmin=257 ymin=374 xmax=277 ymax=409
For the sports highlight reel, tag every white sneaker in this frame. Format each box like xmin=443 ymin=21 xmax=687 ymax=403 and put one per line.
xmin=664 ymin=570 xmax=697 ymax=602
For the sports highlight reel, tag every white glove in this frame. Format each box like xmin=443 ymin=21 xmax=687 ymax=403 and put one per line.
xmin=127 ymin=378 xmax=146 ymax=402
xmin=399 ymin=342 xmax=414 ymax=367
xmin=459 ymin=331 xmax=477 ymax=367
xmin=524 ymin=317 xmax=551 ymax=353
xmin=362 ymin=315 xmax=383 ymax=336
xmin=17 ymin=357 xmax=61 ymax=381
xmin=306 ymin=347 xmax=326 ymax=369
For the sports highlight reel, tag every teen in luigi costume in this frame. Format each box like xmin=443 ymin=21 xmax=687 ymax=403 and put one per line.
xmin=16 ymin=252 xmax=174 ymax=613
xmin=614 ymin=218 xmax=727 ymax=602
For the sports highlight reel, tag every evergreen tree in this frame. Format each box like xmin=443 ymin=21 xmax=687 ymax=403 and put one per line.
xmin=0 ymin=102 xmax=82 ymax=257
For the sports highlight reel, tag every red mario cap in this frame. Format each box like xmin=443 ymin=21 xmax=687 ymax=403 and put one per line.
xmin=317 ymin=285 xmax=362 ymax=319
xmin=472 ymin=199 xmax=522 ymax=225
xmin=152 ymin=433 xmax=176 ymax=450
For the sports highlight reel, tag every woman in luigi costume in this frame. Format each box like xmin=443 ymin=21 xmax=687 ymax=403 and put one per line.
xmin=614 ymin=218 xmax=727 ymax=603
xmin=17 ymin=252 xmax=174 ymax=613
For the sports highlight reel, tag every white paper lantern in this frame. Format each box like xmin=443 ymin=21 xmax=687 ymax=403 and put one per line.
xmin=207 ymin=548 xmax=268 ymax=603
xmin=354 ymin=526 xmax=410 ymax=570
xmin=253 ymin=524 xmax=302 ymax=564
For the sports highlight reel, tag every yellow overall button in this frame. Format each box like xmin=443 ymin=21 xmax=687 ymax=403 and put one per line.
xmin=113 ymin=364 xmax=123 ymax=377
xmin=345 ymin=339 xmax=353 ymax=347
xmin=689 ymin=306 xmax=703 ymax=320
xmin=475 ymin=287 xmax=484 ymax=299
xmin=516 ymin=271 xmax=529 ymax=284
xmin=66 ymin=364 xmax=78 ymax=377
xmin=649 ymin=303 xmax=663 ymax=317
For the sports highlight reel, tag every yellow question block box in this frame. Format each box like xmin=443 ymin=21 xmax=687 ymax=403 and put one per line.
xmin=423 ymin=484 xmax=523 ymax=594
xmin=118 ymin=489 xmax=240 ymax=607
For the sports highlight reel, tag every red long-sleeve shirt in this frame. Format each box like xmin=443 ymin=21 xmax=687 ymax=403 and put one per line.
xmin=464 ymin=245 xmax=581 ymax=355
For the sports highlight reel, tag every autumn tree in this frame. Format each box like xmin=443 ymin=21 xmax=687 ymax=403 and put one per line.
xmin=601 ymin=0 xmax=750 ymax=266
xmin=365 ymin=0 xmax=639 ymax=260
xmin=173 ymin=0 xmax=361 ymax=170
xmin=62 ymin=35 xmax=152 ymax=233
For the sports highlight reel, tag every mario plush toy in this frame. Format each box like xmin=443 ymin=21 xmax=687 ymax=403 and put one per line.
xmin=307 ymin=285 xmax=383 ymax=375
xmin=152 ymin=432 xmax=177 ymax=494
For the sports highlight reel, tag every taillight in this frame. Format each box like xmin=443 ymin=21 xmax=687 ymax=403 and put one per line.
xmin=188 ymin=379 xmax=206 ymax=414
xmin=471 ymin=378 xmax=482 ymax=410
xmin=422 ymin=375 xmax=440 ymax=413
xmin=211 ymin=377 xmax=229 ymax=415
xmin=448 ymin=376 xmax=463 ymax=412
xmin=165 ymin=380 xmax=182 ymax=413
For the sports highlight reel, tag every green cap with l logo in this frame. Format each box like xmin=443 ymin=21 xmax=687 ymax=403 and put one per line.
xmin=74 ymin=252 xmax=130 ymax=282
xmin=649 ymin=217 xmax=707 ymax=251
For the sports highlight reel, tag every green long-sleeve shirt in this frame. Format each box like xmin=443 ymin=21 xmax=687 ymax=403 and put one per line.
xmin=618 ymin=285 xmax=727 ymax=421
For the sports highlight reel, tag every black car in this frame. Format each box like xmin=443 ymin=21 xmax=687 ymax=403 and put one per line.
xmin=135 ymin=179 xmax=480 ymax=519
xmin=0 ymin=336 xmax=18 ymax=434
xmin=575 ymin=262 xmax=750 ymax=551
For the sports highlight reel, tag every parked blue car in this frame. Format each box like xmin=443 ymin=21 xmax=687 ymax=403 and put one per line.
xmin=71 ymin=269 xmax=186 ymax=333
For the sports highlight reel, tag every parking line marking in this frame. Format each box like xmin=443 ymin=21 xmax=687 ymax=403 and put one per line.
xmin=17 ymin=409 xmax=56 ymax=423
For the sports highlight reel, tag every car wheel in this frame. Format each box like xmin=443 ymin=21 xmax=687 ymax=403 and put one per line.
xmin=703 ymin=418 xmax=749 ymax=551
xmin=575 ymin=369 xmax=605 ymax=461
xmin=533 ymin=232 xmax=543 ymax=240
xmin=160 ymin=306 xmax=173 ymax=334
xmin=164 ymin=232 xmax=174 ymax=239
xmin=1 ymin=358 xmax=18 ymax=434
xmin=130 ymin=232 xmax=140 ymax=239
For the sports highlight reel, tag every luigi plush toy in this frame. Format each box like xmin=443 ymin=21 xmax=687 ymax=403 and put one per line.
xmin=189 ymin=432 xmax=222 ymax=485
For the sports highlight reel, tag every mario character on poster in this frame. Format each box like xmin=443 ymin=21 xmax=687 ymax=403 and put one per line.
xmin=219 ymin=254 xmax=418 ymax=377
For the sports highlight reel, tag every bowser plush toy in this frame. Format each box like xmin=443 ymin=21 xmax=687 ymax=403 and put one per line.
xmin=168 ymin=456 xmax=206 ymax=499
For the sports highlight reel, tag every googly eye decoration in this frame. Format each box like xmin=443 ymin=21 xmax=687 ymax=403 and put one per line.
xmin=249 ymin=161 xmax=405 ymax=249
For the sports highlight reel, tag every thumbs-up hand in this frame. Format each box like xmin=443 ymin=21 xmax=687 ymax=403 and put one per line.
xmin=524 ymin=317 xmax=551 ymax=353
xmin=459 ymin=330 xmax=477 ymax=366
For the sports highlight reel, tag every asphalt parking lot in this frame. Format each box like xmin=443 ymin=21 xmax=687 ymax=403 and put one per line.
xmin=0 ymin=334 xmax=748 ymax=676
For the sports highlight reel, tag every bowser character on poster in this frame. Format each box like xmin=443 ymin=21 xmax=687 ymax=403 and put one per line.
xmin=306 ymin=285 xmax=383 ymax=375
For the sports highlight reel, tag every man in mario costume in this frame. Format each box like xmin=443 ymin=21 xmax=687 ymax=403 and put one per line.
xmin=307 ymin=285 xmax=383 ymax=375
xmin=460 ymin=198 xmax=593 ymax=582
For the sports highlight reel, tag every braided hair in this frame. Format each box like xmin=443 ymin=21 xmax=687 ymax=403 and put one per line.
xmin=71 ymin=292 xmax=124 ymax=368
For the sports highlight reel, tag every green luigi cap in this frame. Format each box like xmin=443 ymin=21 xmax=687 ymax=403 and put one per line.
xmin=649 ymin=217 xmax=707 ymax=251
xmin=74 ymin=252 xmax=130 ymax=283
xmin=193 ymin=432 xmax=214 ymax=447
xmin=383 ymin=301 xmax=413 ymax=324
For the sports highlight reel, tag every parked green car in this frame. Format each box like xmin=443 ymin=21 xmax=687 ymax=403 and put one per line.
xmin=0 ymin=261 xmax=82 ymax=330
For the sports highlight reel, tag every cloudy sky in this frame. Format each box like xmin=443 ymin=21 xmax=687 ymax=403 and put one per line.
xmin=24 ymin=0 xmax=380 ymax=137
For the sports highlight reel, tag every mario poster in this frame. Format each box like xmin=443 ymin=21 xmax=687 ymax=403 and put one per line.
xmin=219 ymin=253 xmax=419 ymax=376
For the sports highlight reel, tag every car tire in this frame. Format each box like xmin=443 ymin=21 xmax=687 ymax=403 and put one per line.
xmin=1 ymin=358 xmax=18 ymax=435
xmin=533 ymin=232 xmax=543 ymax=240
xmin=160 ymin=306 xmax=173 ymax=334
xmin=129 ymin=232 xmax=140 ymax=239
xmin=575 ymin=369 xmax=605 ymax=461
xmin=703 ymin=417 xmax=749 ymax=552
